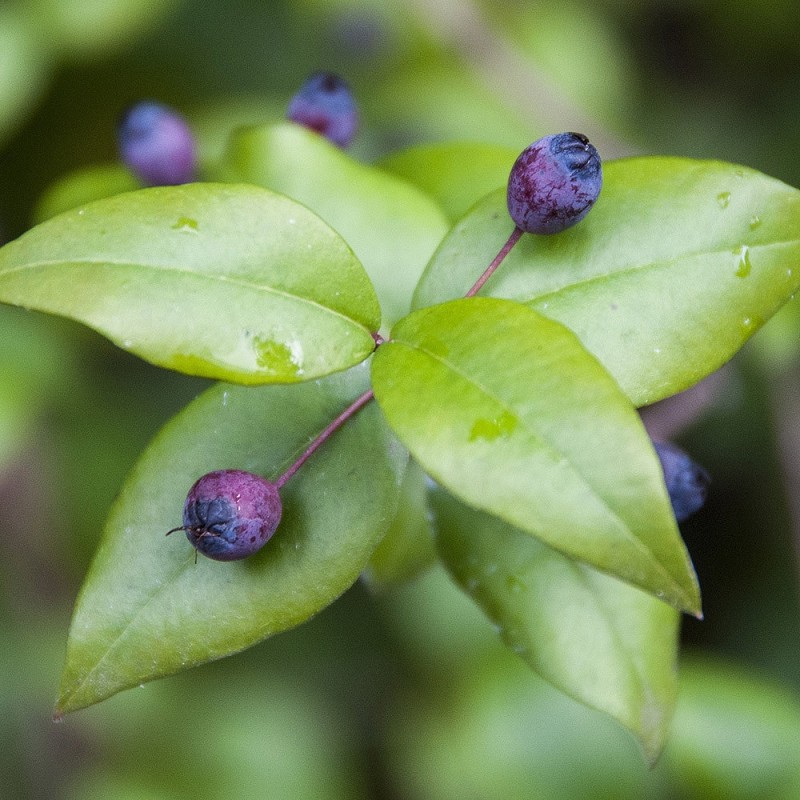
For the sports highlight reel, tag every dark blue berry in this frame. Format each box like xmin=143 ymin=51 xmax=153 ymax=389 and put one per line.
xmin=167 ymin=469 xmax=282 ymax=561
xmin=286 ymin=72 xmax=359 ymax=148
xmin=507 ymin=132 xmax=602 ymax=234
xmin=117 ymin=101 xmax=197 ymax=187
xmin=654 ymin=441 xmax=710 ymax=523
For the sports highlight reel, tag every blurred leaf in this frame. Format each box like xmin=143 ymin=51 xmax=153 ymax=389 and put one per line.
xmin=56 ymin=363 xmax=407 ymax=714
xmin=387 ymin=656 xmax=659 ymax=800
xmin=0 ymin=7 xmax=51 ymax=145
xmin=24 ymin=0 xmax=181 ymax=60
xmin=667 ymin=658 xmax=800 ymax=799
xmin=414 ymin=158 xmax=800 ymax=406
xmin=371 ymin=297 xmax=700 ymax=613
xmin=34 ymin=164 xmax=140 ymax=223
xmin=378 ymin=142 xmax=519 ymax=222
xmin=488 ymin=0 xmax=635 ymax=128
xmin=431 ymin=487 xmax=680 ymax=763
xmin=0 ymin=183 xmax=380 ymax=384
xmin=0 ymin=307 xmax=76 ymax=470
xmin=368 ymin=58 xmax=534 ymax=149
xmin=363 ymin=458 xmax=436 ymax=589
xmin=218 ymin=121 xmax=449 ymax=327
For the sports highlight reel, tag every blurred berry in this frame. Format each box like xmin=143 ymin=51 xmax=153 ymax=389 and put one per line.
xmin=168 ymin=469 xmax=282 ymax=561
xmin=507 ymin=132 xmax=602 ymax=234
xmin=117 ymin=101 xmax=197 ymax=186
xmin=654 ymin=441 xmax=710 ymax=523
xmin=286 ymin=72 xmax=359 ymax=148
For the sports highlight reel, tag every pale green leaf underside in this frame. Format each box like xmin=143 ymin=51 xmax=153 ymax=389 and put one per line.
xmin=378 ymin=141 xmax=519 ymax=222
xmin=219 ymin=122 xmax=449 ymax=327
xmin=362 ymin=458 xmax=437 ymax=589
xmin=430 ymin=488 xmax=679 ymax=764
xmin=414 ymin=157 xmax=800 ymax=406
xmin=0 ymin=183 xmax=380 ymax=384
xmin=34 ymin=164 xmax=140 ymax=223
xmin=372 ymin=298 xmax=699 ymax=613
xmin=56 ymin=364 xmax=406 ymax=714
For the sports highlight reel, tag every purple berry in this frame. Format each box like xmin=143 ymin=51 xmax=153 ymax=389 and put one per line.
xmin=507 ymin=132 xmax=602 ymax=234
xmin=654 ymin=441 xmax=710 ymax=523
xmin=117 ymin=101 xmax=197 ymax=187
xmin=167 ymin=470 xmax=282 ymax=561
xmin=286 ymin=72 xmax=359 ymax=148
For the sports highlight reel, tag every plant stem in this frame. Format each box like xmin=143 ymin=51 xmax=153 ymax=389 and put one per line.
xmin=464 ymin=226 xmax=523 ymax=298
xmin=274 ymin=389 xmax=375 ymax=489
xmin=274 ymin=228 xmax=524 ymax=489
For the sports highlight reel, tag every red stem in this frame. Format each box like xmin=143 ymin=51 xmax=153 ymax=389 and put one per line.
xmin=274 ymin=389 xmax=375 ymax=489
xmin=464 ymin=226 xmax=523 ymax=298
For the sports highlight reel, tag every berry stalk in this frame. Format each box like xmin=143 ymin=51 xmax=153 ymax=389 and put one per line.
xmin=465 ymin=226 xmax=523 ymax=298
xmin=274 ymin=388 xmax=375 ymax=489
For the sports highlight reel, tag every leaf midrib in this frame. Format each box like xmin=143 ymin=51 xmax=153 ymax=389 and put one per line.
xmin=512 ymin=238 xmax=800 ymax=306
xmin=0 ymin=256 xmax=375 ymax=330
xmin=391 ymin=338 xmax=686 ymax=597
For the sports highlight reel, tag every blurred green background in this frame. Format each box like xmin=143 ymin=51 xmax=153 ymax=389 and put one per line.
xmin=2 ymin=0 xmax=800 ymax=797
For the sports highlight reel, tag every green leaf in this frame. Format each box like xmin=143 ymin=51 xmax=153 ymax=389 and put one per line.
xmin=0 ymin=183 xmax=380 ymax=384
xmin=668 ymin=659 xmax=800 ymax=798
xmin=362 ymin=458 xmax=437 ymax=589
xmin=219 ymin=122 xmax=449 ymax=327
xmin=378 ymin=142 xmax=519 ymax=222
xmin=0 ymin=307 xmax=77 ymax=470
xmin=26 ymin=0 xmax=180 ymax=59
xmin=0 ymin=7 xmax=51 ymax=145
xmin=413 ymin=157 xmax=800 ymax=406
xmin=372 ymin=297 xmax=700 ymax=613
xmin=34 ymin=164 xmax=140 ymax=223
xmin=56 ymin=364 xmax=406 ymax=714
xmin=430 ymin=487 xmax=679 ymax=764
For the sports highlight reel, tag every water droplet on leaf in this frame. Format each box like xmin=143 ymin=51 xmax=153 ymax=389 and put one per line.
xmin=734 ymin=245 xmax=752 ymax=277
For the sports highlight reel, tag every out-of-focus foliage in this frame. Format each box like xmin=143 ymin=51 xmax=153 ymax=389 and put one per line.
xmin=2 ymin=0 xmax=800 ymax=797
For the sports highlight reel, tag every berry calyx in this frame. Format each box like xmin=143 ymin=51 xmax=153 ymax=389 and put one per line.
xmin=286 ymin=72 xmax=359 ymax=148
xmin=507 ymin=132 xmax=602 ymax=234
xmin=117 ymin=101 xmax=197 ymax=187
xmin=167 ymin=470 xmax=282 ymax=561
xmin=654 ymin=441 xmax=710 ymax=523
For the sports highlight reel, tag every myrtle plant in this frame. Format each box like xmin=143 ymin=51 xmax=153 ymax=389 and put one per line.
xmin=2 ymin=74 xmax=800 ymax=765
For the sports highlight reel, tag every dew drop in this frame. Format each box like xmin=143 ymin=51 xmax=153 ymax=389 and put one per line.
xmin=735 ymin=244 xmax=752 ymax=277
xmin=742 ymin=317 xmax=752 ymax=330
xmin=716 ymin=191 xmax=731 ymax=209
xmin=749 ymin=215 xmax=762 ymax=230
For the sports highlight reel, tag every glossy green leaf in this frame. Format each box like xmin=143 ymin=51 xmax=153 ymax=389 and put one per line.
xmin=34 ymin=164 xmax=140 ymax=223
xmin=372 ymin=298 xmax=700 ymax=613
xmin=56 ymin=364 xmax=406 ymax=714
xmin=413 ymin=158 xmax=800 ymax=406
xmin=430 ymin=487 xmax=679 ymax=764
xmin=378 ymin=142 xmax=519 ymax=222
xmin=219 ymin=122 xmax=449 ymax=327
xmin=362 ymin=459 xmax=437 ymax=589
xmin=0 ymin=183 xmax=380 ymax=384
